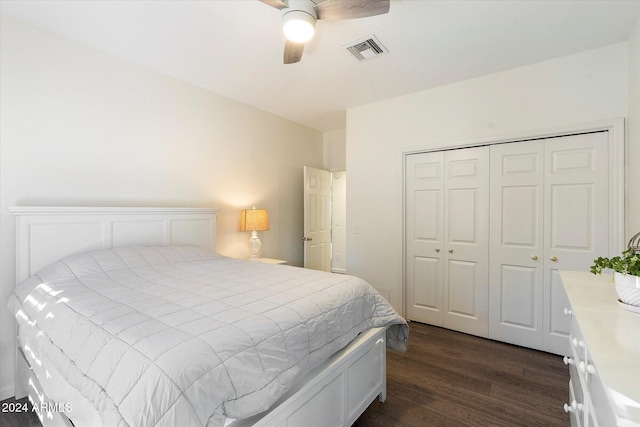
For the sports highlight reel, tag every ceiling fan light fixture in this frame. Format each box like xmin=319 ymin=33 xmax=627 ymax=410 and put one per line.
xmin=282 ymin=1 xmax=317 ymax=43
xmin=283 ymin=16 xmax=315 ymax=43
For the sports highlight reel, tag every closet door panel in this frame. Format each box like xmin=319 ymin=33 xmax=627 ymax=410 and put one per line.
xmin=489 ymin=141 xmax=544 ymax=349
xmin=498 ymin=265 xmax=537 ymax=328
xmin=548 ymin=270 xmax=571 ymax=337
xmin=406 ymin=152 xmax=445 ymax=325
xmin=448 ymin=189 xmax=477 ymax=242
xmin=443 ymin=147 xmax=489 ymax=337
xmin=447 ymin=260 xmax=479 ymax=316
xmin=415 ymin=190 xmax=440 ymax=240
xmin=501 ymin=186 xmax=538 ymax=246
xmin=413 ymin=256 xmax=440 ymax=309
xmin=543 ymin=132 xmax=609 ymax=355
xmin=549 ymin=184 xmax=594 ymax=252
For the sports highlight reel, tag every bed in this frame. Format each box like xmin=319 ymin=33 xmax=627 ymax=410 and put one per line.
xmin=6 ymin=207 xmax=408 ymax=427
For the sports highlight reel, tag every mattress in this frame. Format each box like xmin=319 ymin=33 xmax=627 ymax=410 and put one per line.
xmin=7 ymin=245 xmax=408 ymax=427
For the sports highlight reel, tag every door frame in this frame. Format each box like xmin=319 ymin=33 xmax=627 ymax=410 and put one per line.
xmin=400 ymin=117 xmax=625 ymax=318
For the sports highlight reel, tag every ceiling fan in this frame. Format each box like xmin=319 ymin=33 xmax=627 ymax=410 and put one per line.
xmin=259 ymin=0 xmax=390 ymax=64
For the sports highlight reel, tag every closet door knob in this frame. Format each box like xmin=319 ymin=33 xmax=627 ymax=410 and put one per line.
xmin=435 ymin=248 xmax=440 ymax=253
xmin=550 ymin=256 xmax=558 ymax=262
xmin=531 ymin=255 xmax=538 ymax=260
xmin=448 ymin=249 xmax=454 ymax=253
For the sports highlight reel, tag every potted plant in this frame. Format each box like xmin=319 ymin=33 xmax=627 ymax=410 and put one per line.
xmin=591 ymin=246 xmax=640 ymax=307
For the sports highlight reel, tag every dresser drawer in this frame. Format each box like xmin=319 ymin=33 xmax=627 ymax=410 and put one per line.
xmin=568 ymin=379 xmax=583 ymax=427
xmin=585 ymin=362 xmax=616 ymax=427
xmin=570 ymin=319 xmax=615 ymax=426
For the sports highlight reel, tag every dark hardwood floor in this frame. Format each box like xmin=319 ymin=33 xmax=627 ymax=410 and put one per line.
xmin=1 ymin=322 xmax=569 ymax=427
xmin=354 ymin=322 xmax=570 ymax=427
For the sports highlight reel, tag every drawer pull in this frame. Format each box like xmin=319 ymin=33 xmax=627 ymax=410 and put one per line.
xmin=564 ymin=308 xmax=573 ymax=316
xmin=562 ymin=356 xmax=575 ymax=366
xmin=579 ymin=361 xmax=597 ymax=375
xmin=563 ymin=400 xmax=583 ymax=413
xmin=448 ymin=249 xmax=454 ymax=253
xmin=531 ymin=255 xmax=538 ymax=260
xmin=435 ymin=248 xmax=440 ymax=253
xmin=550 ymin=256 xmax=558 ymax=262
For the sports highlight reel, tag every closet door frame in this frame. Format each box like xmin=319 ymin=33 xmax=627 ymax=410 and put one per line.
xmin=400 ymin=117 xmax=625 ymax=319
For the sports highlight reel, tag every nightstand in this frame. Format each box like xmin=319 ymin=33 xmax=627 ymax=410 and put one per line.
xmin=255 ymin=258 xmax=287 ymax=265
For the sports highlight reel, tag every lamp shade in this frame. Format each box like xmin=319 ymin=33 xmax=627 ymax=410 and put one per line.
xmin=239 ymin=209 xmax=270 ymax=232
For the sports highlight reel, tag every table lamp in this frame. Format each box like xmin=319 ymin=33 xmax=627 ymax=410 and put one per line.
xmin=239 ymin=207 xmax=270 ymax=260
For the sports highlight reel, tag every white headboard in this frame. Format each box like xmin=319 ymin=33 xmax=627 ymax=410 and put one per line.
xmin=9 ymin=207 xmax=220 ymax=284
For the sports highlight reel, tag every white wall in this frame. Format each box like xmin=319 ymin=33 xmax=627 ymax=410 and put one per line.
xmin=0 ymin=15 xmax=323 ymax=399
xmin=628 ymin=17 xmax=640 ymax=239
xmin=323 ymin=128 xmax=346 ymax=171
xmin=346 ymin=43 xmax=631 ymax=314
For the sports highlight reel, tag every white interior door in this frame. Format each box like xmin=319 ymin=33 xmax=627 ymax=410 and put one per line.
xmin=489 ymin=140 xmax=545 ymax=348
xmin=489 ymin=132 xmax=609 ymax=354
xmin=443 ymin=147 xmax=489 ymax=337
xmin=405 ymin=131 xmax=613 ymax=353
xmin=406 ymin=151 xmax=445 ymax=325
xmin=304 ymin=166 xmax=331 ymax=271
xmin=543 ymin=132 xmax=609 ymax=354
xmin=405 ymin=147 xmax=489 ymax=337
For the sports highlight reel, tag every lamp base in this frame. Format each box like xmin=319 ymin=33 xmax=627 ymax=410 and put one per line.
xmin=249 ymin=231 xmax=261 ymax=260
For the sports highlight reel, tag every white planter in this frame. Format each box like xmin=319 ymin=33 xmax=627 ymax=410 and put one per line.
xmin=614 ymin=272 xmax=640 ymax=307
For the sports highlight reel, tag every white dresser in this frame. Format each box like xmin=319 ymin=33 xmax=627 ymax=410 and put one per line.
xmin=560 ymin=271 xmax=640 ymax=427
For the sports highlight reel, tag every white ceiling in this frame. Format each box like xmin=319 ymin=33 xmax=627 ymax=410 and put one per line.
xmin=2 ymin=0 xmax=640 ymax=131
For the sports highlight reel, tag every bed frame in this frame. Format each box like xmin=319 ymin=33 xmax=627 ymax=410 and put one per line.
xmin=9 ymin=206 xmax=387 ymax=427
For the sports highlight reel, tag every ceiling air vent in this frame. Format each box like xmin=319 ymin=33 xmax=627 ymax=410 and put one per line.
xmin=344 ymin=35 xmax=388 ymax=62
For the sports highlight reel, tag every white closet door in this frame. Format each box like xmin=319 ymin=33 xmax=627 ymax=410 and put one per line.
xmin=489 ymin=141 xmax=545 ymax=348
xmin=406 ymin=132 xmax=610 ymax=353
xmin=543 ymin=132 xmax=609 ymax=355
xmin=405 ymin=151 xmax=445 ymax=325
xmin=443 ymin=147 xmax=489 ymax=337
xmin=406 ymin=148 xmax=489 ymax=336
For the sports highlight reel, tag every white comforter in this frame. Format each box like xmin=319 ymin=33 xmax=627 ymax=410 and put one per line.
xmin=8 ymin=246 xmax=408 ymax=427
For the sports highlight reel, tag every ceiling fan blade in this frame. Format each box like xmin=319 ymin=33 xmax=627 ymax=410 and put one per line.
xmin=284 ymin=40 xmax=304 ymax=64
xmin=315 ymin=0 xmax=390 ymax=21
xmin=259 ymin=0 xmax=288 ymax=10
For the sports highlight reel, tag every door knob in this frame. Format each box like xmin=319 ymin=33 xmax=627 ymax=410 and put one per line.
xmin=435 ymin=248 xmax=440 ymax=253
xmin=531 ymin=255 xmax=538 ymax=260
xmin=448 ymin=249 xmax=454 ymax=253
xmin=550 ymin=256 xmax=558 ymax=262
